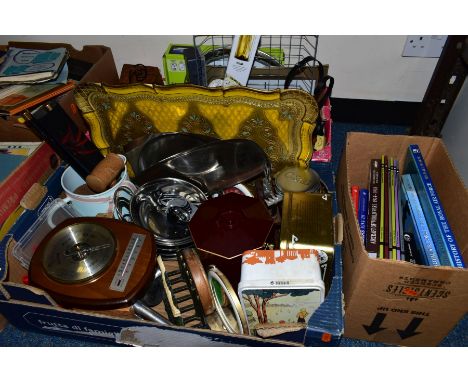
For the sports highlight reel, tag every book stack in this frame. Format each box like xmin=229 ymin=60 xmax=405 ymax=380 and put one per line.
xmin=352 ymin=155 xmax=401 ymax=260
xmin=354 ymin=145 xmax=465 ymax=268
xmin=0 ymin=47 xmax=105 ymax=182
xmin=0 ymin=47 xmax=74 ymax=116
xmin=403 ymin=145 xmax=464 ymax=268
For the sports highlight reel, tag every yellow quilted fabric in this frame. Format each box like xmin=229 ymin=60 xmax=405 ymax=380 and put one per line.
xmin=74 ymin=84 xmax=318 ymax=173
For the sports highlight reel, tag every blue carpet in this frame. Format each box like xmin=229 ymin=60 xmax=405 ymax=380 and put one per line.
xmin=1 ymin=122 xmax=466 ymax=347
xmin=330 ymin=122 xmax=409 ymax=173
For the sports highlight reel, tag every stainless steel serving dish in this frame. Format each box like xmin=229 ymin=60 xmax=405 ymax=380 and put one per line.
xmin=114 ymin=177 xmax=207 ymax=254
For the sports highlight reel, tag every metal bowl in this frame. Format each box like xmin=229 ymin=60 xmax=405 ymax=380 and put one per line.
xmin=138 ymin=132 xmax=218 ymax=173
xmin=115 ymin=177 xmax=207 ymax=249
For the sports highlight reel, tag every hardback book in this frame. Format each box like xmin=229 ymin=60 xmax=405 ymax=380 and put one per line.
xmin=0 ymin=47 xmax=68 ymax=84
xmin=351 ymin=185 xmax=359 ymax=218
xmin=400 ymin=174 xmax=441 ymax=266
xmin=379 ymin=155 xmax=389 ymax=259
xmin=393 ymin=159 xmax=403 ymax=260
xmin=365 ymin=159 xmax=380 ymax=258
xmin=402 ymin=232 xmax=419 ymax=265
xmin=358 ymin=189 xmax=369 ymax=244
xmin=0 ymin=142 xmax=44 ymax=235
xmin=0 ymin=153 xmax=27 ymax=183
xmin=0 ymin=142 xmax=42 ymax=186
xmin=0 ymin=80 xmax=74 ymax=116
xmin=0 ymin=142 xmax=57 ymax=226
xmin=0 ymin=142 xmax=41 ymax=156
xmin=404 ymin=144 xmax=464 ymax=268
xmin=389 ymin=158 xmax=397 ymax=260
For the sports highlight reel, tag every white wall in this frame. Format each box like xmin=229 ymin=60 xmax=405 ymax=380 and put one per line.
xmin=0 ymin=35 xmax=439 ymax=102
xmin=319 ymin=35 xmax=439 ymax=101
xmin=441 ymin=78 xmax=468 ymax=188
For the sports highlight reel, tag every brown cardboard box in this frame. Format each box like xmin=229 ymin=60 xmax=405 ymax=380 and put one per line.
xmin=336 ymin=132 xmax=468 ymax=346
xmin=0 ymin=42 xmax=119 ymax=134
xmin=0 ymin=127 xmax=344 ymax=346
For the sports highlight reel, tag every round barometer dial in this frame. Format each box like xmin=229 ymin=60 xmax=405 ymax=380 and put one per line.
xmin=41 ymin=222 xmax=116 ymax=284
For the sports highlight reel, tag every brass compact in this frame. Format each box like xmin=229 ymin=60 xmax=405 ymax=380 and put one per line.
xmin=29 ymin=217 xmax=157 ymax=309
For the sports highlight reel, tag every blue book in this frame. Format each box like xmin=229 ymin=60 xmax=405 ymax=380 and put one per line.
xmin=0 ymin=47 xmax=68 ymax=84
xmin=404 ymin=145 xmax=464 ymax=268
xmin=358 ymin=189 xmax=369 ymax=244
xmin=400 ymin=174 xmax=440 ymax=266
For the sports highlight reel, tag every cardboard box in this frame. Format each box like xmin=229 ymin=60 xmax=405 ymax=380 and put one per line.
xmin=163 ymin=44 xmax=198 ymax=85
xmin=0 ymin=161 xmax=344 ymax=347
xmin=0 ymin=42 xmax=119 ymax=134
xmin=336 ymin=132 xmax=468 ymax=346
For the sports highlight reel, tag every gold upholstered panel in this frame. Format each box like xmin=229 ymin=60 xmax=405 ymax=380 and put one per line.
xmin=74 ymin=84 xmax=318 ymax=173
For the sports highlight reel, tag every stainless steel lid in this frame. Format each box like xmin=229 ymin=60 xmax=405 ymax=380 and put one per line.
xmin=129 ymin=178 xmax=207 ymax=247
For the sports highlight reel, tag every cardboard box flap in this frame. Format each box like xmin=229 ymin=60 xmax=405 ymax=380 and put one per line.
xmin=2 ymin=282 xmax=57 ymax=306
xmin=0 ymin=284 xmax=8 ymax=301
xmin=334 ymin=213 xmax=343 ymax=245
xmin=306 ymin=253 xmax=344 ymax=335
xmin=335 ymin=147 xmax=367 ymax=306
xmin=427 ymin=142 xmax=468 ymax=258
xmin=117 ymin=325 xmax=298 ymax=347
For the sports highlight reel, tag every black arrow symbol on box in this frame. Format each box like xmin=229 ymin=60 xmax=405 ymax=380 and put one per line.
xmin=397 ymin=317 xmax=423 ymax=339
xmin=363 ymin=313 xmax=387 ymax=335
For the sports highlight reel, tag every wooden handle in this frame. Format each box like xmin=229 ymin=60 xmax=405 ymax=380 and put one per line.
xmin=86 ymin=153 xmax=125 ymax=193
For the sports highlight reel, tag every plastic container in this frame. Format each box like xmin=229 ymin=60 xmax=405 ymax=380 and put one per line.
xmin=13 ymin=199 xmax=80 ymax=268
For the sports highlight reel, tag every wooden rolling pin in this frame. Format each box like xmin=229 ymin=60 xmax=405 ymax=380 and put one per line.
xmin=85 ymin=153 xmax=125 ymax=193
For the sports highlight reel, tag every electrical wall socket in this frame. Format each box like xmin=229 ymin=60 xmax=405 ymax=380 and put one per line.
xmin=402 ymin=35 xmax=447 ymax=58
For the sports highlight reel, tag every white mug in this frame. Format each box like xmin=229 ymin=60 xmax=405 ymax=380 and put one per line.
xmin=60 ymin=155 xmax=136 ymax=217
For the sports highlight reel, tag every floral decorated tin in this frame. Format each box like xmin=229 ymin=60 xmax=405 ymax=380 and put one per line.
xmin=237 ymin=249 xmax=324 ymax=336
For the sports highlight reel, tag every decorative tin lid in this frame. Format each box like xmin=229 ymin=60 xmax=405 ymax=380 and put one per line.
xmin=239 ymin=249 xmax=324 ymax=289
xmin=189 ymin=193 xmax=274 ymax=260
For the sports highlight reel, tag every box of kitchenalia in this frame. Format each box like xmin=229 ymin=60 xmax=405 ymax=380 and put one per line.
xmin=336 ymin=132 xmax=468 ymax=346
xmin=0 ymin=156 xmax=344 ymax=347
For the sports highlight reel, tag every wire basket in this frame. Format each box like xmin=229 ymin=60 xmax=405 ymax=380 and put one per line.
xmin=193 ymin=35 xmax=324 ymax=94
